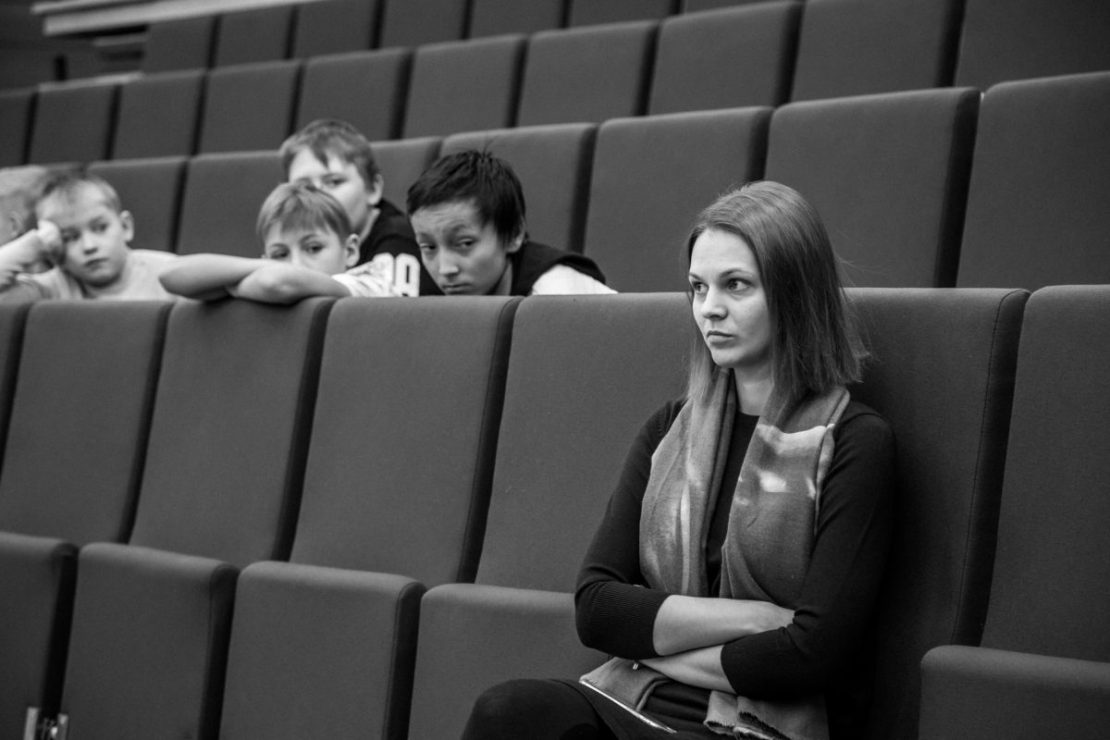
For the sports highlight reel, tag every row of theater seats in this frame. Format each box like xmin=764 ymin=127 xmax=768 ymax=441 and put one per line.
xmin=1 ymin=286 xmax=1107 ymax=738
xmin=11 ymin=0 xmax=1110 ymax=166
xmin=15 ymin=69 xmax=1110 ymax=292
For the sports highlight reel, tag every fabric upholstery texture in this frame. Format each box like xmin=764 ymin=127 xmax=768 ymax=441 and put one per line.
xmin=198 ymin=60 xmax=301 ymax=155
xmin=567 ymin=0 xmax=676 ymax=26
xmin=469 ymin=0 xmax=566 ymax=38
xmin=28 ymin=82 xmax=118 ymax=165
xmin=0 ymin=303 xmax=29 ymax=461
xmin=212 ymin=5 xmax=294 ymax=67
xmin=112 ymin=70 xmax=204 ymax=159
xmin=88 ymin=156 xmax=188 ymax=253
xmin=379 ymin=0 xmax=469 ymax=49
xmin=370 ymin=136 xmax=442 ymax=207
xmin=292 ymin=0 xmax=380 ymax=58
xmin=296 ymin=48 xmax=411 ymax=142
xmin=141 ymin=16 xmax=216 ymax=73
xmin=0 ymin=88 xmax=34 ymax=166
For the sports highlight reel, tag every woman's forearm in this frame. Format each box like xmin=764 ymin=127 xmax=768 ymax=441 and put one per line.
xmin=653 ymin=595 xmax=793 ymax=655
xmin=640 ymin=645 xmax=732 ymax=693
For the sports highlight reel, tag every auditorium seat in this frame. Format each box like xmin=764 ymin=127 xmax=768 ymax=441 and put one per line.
xmin=292 ymin=0 xmax=380 ymax=59
xmin=176 ymin=151 xmax=283 ymax=258
xmin=379 ymin=0 xmax=469 ymax=49
xmin=956 ymin=71 xmax=1110 ymax=289
xmin=583 ymin=107 xmax=771 ymax=291
xmin=112 ymin=70 xmax=204 ymax=159
xmin=88 ymin=156 xmax=188 ymax=253
xmin=28 ymin=81 xmax=118 ymax=165
xmin=790 ymin=0 xmax=962 ymax=102
xmin=212 ymin=5 xmax=294 ymax=67
xmin=370 ymin=136 xmax=441 ymax=207
xmin=197 ymin=60 xmax=301 ymax=154
xmin=442 ymin=123 xmax=597 ymax=252
xmin=516 ymin=20 xmax=656 ymax=126
xmin=0 ymin=303 xmax=28 ymax=460
xmin=296 ymin=48 xmax=411 ymax=142
xmin=766 ymin=88 xmax=978 ymax=287
xmin=649 ymin=2 xmax=800 ymax=114
xmin=0 ymin=87 xmax=34 ymax=166
xmin=408 ymin=293 xmax=691 ymax=739
xmin=918 ymin=285 xmax=1110 ymax=740
xmin=217 ymin=297 xmax=517 ymax=738
xmin=567 ymin=0 xmax=676 ymax=26
xmin=683 ymin=0 xmax=771 ymax=9
xmin=141 ymin=16 xmax=216 ymax=73
xmin=468 ymin=0 xmax=566 ymax=38
xmin=846 ymin=287 xmax=1027 ymax=739
xmin=954 ymin=0 xmax=1110 ymax=90
xmin=402 ymin=35 xmax=525 ymax=138
xmin=0 ymin=301 xmax=170 ymax=738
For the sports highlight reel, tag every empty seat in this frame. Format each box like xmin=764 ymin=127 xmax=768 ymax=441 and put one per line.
xmin=0 ymin=87 xmax=34 ymax=166
xmin=379 ymin=0 xmax=469 ymax=49
xmin=683 ymin=0 xmax=771 ymax=10
xmin=28 ymin=81 xmax=118 ymax=165
xmin=469 ymin=0 xmax=566 ymax=37
xmin=409 ymin=293 xmax=692 ymax=739
xmin=790 ymin=0 xmax=962 ymax=102
xmin=766 ymin=88 xmax=978 ymax=287
xmin=583 ymin=107 xmax=771 ymax=292
xmin=516 ymin=20 xmax=656 ymax=126
xmin=213 ymin=5 xmax=294 ymax=67
xmin=87 ymin=156 xmax=188 ymax=253
xmin=141 ymin=15 xmax=216 ymax=73
xmin=845 ymin=287 xmax=1027 ymax=739
xmin=956 ymin=71 xmax=1110 ymax=289
xmin=218 ymin=297 xmax=518 ymax=738
xmin=403 ymin=35 xmax=525 ymax=138
xmin=296 ymin=49 xmax=411 ymax=142
xmin=292 ymin=0 xmax=380 ymax=58
xmin=176 ymin=151 xmax=284 ymax=258
xmin=567 ymin=0 xmax=676 ymax=26
xmin=918 ymin=285 xmax=1110 ymax=740
xmin=0 ymin=303 xmax=28 ymax=460
xmin=198 ymin=60 xmax=301 ymax=154
xmin=442 ymin=123 xmax=597 ymax=252
xmin=112 ymin=69 xmax=205 ymax=159
xmin=370 ymin=135 xmax=441 ymax=206
xmin=955 ymin=0 xmax=1110 ymax=90
xmin=649 ymin=2 xmax=801 ymax=114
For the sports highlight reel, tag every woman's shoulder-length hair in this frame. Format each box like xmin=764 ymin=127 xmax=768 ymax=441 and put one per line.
xmin=684 ymin=181 xmax=867 ymax=405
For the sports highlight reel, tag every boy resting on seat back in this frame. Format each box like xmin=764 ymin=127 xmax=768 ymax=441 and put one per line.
xmin=160 ymin=182 xmax=398 ymax=303
xmin=282 ymin=118 xmax=430 ymax=296
xmin=0 ymin=169 xmax=179 ymax=303
xmin=407 ymin=150 xmax=616 ymax=296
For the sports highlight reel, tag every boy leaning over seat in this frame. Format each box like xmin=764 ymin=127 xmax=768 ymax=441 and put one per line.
xmin=160 ymin=182 xmax=398 ymax=303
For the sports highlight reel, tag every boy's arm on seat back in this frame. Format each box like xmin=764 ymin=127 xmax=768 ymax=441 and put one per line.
xmin=158 ymin=254 xmax=268 ymax=300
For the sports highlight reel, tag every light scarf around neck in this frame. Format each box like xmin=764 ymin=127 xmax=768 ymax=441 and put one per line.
xmin=582 ymin=369 xmax=849 ymax=739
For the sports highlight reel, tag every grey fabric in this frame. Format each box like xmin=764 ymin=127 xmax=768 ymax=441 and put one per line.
xmin=141 ymin=16 xmax=216 ymax=73
xmin=198 ymin=60 xmax=301 ymax=154
xmin=88 ymin=156 xmax=188 ymax=253
xmin=584 ymin=107 xmax=770 ymax=292
xmin=409 ymin=584 xmax=606 ymax=740
xmin=112 ymin=70 xmax=204 ymax=159
xmin=129 ymin=298 xmax=333 ymax=567
xmin=955 ymin=0 xmax=1110 ymax=89
xmin=478 ymin=294 xmax=691 ymax=591
xmin=380 ymin=0 xmax=469 ymax=49
xmin=0 ymin=87 xmax=34 ymax=166
xmin=469 ymin=0 xmax=566 ymax=38
xmin=0 ymin=301 xmax=170 ymax=544
xmin=60 ymin=544 xmax=236 ymax=740
xmin=0 ymin=303 xmax=29 ymax=463
xmin=403 ymin=35 xmax=526 ymax=139
xmin=568 ymin=0 xmax=676 ymax=26
xmin=919 ymin=646 xmax=1110 ymax=740
xmin=219 ymin=562 xmax=423 ymax=739
xmin=956 ymin=71 xmax=1110 ymax=289
xmin=767 ymin=88 xmax=978 ymax=288
xmin=213 ymin=5 xmax=294 ymax=67
xmin=292 ymin=0 xmax=379 ymax=58
xmin=175 ymin=151 xmax=284 ymax=258
xmin=29 ymin=81 xmax=118 ymax=165
xmin=443 ymin=123 xmax=597 ymax=253
xmin=370 ymin=136 xmax=442 ymax=207
xmin=790 ymin=0 xmax=961 ymax=102
xmin=290 ymin=298 xmax=518 ymax=585
xmin=845 ymin=288 xmax=1028 ymax=740
xmin=650 ymin=2 xmax=800 ymax=114
xmin=296 ymin=48 xmax=411 ymax=142
xmin=517 ymin=21 xmax=656 ymax=126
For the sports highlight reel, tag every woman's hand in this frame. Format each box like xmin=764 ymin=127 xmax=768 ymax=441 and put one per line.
xmin=639 ymin=646 xmax=734 ymax=693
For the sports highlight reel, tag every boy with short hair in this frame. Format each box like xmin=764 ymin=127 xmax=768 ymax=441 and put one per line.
xmin=159 ymin=182 xmax=397 ymax=302
xmin=0 ymin=169 xmax=178 ymax=302
xmin=281 ymin=118 xmax=432 ymax=296
xmin=407 ymin=150 xmax=615 ymax=296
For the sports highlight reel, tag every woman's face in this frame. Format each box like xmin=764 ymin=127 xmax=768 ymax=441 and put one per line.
xmin=688 ymin=228 xmax=772 ymax=376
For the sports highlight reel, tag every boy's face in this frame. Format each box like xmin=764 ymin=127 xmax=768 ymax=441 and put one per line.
xmin=37 ymin=184 xmax=133 ymax=288
xmin=410 ymin=199 xmax=523 ymax=296
xmin=263 ymin=223 xmax=358 ymax=276
xmin=287 ymin=150 xmax=381 ymax=236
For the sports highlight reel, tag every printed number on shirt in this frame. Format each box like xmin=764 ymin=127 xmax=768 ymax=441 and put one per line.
xmin=371 ymin=253 xmax=421 ymax=296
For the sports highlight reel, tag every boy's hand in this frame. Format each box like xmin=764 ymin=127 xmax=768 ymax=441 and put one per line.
xmin=33 ymin=220 xmax=63 ymax=264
